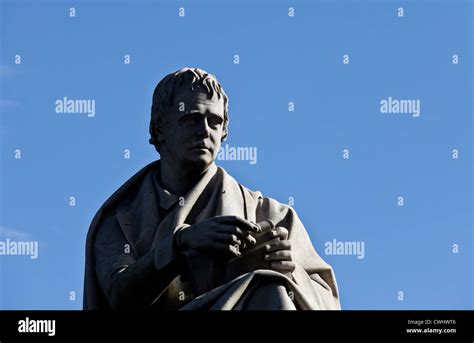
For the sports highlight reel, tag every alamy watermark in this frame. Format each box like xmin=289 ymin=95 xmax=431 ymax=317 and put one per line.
xmin=324 ymin=239 xmax=365 ymax=259
xmin=55 ymin=97 xmax=96 ymax=117
xmin=0 ymin=239 xmax=38 ymax=259
xmin=380 ymin=97 xmax=421 ymax=117
xmin=18 ymin=317 xmax=55 ymax=336
xmin=216 ymin=144 xmax=257 ymax=165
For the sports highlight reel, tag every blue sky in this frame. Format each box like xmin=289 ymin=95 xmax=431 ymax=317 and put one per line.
xmin=0 ymin=0 xmax=472 ymax=309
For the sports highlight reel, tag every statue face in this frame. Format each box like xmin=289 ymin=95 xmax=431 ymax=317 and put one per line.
xmin=159 ymin=89 xmax=225 ymax=171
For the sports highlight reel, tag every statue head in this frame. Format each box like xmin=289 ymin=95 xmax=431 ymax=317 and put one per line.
xmin=149 ymin=67 xmax=229 ymax=172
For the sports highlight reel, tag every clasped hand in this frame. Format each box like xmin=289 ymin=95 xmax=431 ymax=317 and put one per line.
xmin=176 ymin=215 xmax=295 ymax=273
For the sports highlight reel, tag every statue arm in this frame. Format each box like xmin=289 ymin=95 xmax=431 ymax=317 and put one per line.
xmin=94 ymin=213 xmax=180 ymax=310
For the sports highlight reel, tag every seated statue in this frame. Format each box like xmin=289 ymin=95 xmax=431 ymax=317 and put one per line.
xmin=83 ymin=67 xmax=341 ymax=310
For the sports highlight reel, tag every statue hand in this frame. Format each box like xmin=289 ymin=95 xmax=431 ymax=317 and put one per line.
xmin=177 ymin=215 xmax=260 ymax=259
xmin=263 ymin=227 xmax=295 ymax=273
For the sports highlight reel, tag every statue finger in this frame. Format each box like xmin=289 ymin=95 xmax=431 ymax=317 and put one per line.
xmin=270 ymin=261 xmax=295 ymax=272
xmin=217 ymin=215 xmax=261 ymax=233
xmin=213 ymin=233 xmax=242 ymax=246
xmin=270 ymin=226 xmax=289 ymax=240
xmin=264 ymin=240 xmax=291 ymax=253
xmin=264 ymin=250 xmax=292 ymax=261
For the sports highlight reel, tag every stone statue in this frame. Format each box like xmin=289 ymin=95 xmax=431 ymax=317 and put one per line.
xmin=83 ymin=67 xmax=341 ymax=310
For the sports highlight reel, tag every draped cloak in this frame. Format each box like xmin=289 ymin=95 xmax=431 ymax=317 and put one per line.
xmin=83 ymin=160 xmax=341 ymax=310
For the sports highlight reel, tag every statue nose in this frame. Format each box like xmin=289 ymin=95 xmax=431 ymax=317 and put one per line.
xmin=197 ymin=117 xmax=211 ymax=137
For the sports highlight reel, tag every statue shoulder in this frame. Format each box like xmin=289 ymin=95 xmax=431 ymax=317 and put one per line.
xmin=239 ymin=183 xmax=263 ymax=201
xmin=91 ymin=160 xmax=160 ymax=224
xmin=238 ymin=183 xmax=295 ymax=213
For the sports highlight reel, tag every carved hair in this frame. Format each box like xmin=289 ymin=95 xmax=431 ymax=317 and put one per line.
xmin=149 ymin=67 xmax=229 ymax=152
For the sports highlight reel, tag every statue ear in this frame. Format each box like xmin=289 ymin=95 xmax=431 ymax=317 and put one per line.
xmin=154 ymin=117 xmax=168 ymax=145
xmin=221 ymin=128 xmax=228 ymax=142
xmin=155 ymin=126 xmax=165 ymax=144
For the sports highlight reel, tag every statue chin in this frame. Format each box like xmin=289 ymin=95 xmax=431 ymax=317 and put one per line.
xmin=183 ymin=155 xmax=213 ymax=174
